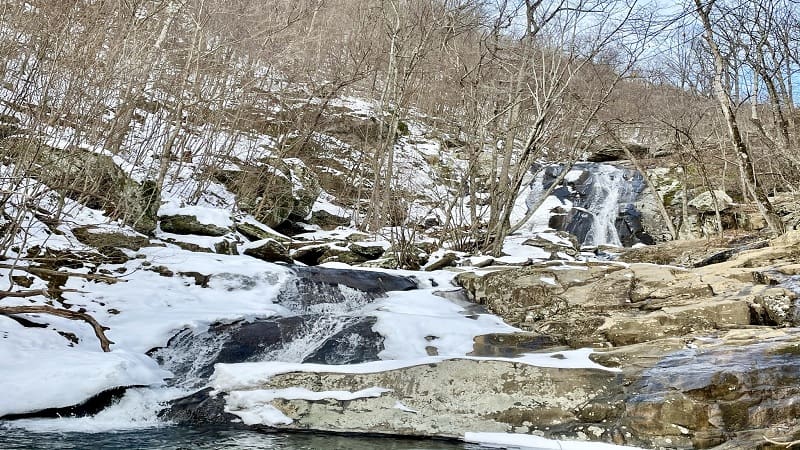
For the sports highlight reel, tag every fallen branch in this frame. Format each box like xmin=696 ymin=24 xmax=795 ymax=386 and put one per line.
xmin=0 ymin=288 xmax=47 ymax=300
xmin=0 ymin=305 xmax=113 ymax=352
xmin=764 ymin=436 xmax=800 ymax=448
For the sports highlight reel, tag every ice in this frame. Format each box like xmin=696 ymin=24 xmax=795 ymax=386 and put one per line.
xmin=465 ymin=432 xmax=643 ymax=449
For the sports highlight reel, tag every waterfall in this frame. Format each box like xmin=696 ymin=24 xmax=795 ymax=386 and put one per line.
xmin=525 ymin=162 xmax=646 ymax=247
xmin=581 ymin=164 xmax=625 ymax=247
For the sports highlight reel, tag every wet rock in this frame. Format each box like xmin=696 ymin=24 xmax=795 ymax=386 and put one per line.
xmin=303 ymin=318 xmax=384 ymax=365
xmin=159 ymin=214 xmax=231 ymax=237
xmin=530 ymin=162 xmax=656 ymax=247
xmin=0 ymin=387 xmax=128 ymax=420
xmin=160 ymin=387 xmax=243 ymax=426
xmin=623 ymin=329 xmax=800 ymax=448
xmin=288 ymin=266 xmax=417 ymax=294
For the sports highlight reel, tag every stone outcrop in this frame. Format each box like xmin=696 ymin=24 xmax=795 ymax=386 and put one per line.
xmin=159 ymin=214 xmax=231 ymax=236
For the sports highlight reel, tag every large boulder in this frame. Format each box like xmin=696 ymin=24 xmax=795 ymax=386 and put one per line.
xmin=213 ymin=158 xmax=321 ymax=228
xmin=688 ymin=190 xmax=734 ymax=213
xmin=159 ymin=214 xmax=231 ymax=236
xmin=213 ymin=357 xmax=625 ymax=439
xmin=243 ymin=239 xmax=292 ymax=264
xmin=455 ymin=256 xmax=793 ymax=347
xmin=0 ymin=138 xmax=159 ymax=234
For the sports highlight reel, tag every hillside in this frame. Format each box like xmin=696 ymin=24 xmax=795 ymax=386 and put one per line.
xmin=1 ymin=1 xmax=800 ymax=449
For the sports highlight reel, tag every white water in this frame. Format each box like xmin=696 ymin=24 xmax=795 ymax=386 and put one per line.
xmin=524 ymin=163 xmax=636 ymax=247
xmin=582 ymin=164 xmax=625 ymax=247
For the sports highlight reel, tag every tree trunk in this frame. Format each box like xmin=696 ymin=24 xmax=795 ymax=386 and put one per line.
xmin=694 ymin=0 xmax=784 ymax=235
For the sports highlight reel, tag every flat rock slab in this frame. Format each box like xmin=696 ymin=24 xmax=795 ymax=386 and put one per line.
xmin=218 ymin=358 xmax=624 ymax=440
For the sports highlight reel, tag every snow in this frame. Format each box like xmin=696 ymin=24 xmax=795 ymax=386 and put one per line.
xmin=393 ymin=401 xmax=418 ymax=413
xmin=465 ymin=432 xmax=643 ymax=450
xmin=224 ymin=387 xmax=392 ymax=425
xmin=0 ymin=318 xmax=170 ymax=417
xmin=157 ymin=202 xmax=233 ymax=228
xmin=61 ymin=247 xmax=292 ymax=353
xmin=4 ymin=388 xmax=182 ymax=432
xmin=370 ymin=288 xmax=516 ymax=359
xmin=212 ymin=348 xmax=617 ymax=393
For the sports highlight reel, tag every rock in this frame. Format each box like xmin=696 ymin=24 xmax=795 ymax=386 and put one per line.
xmin=303 ymin=317 xmax=384 ymax=365
xmin=586 ymin=143 xmax=649 ymax=163
xmin=454 ymin=257 xmax=791 ymax=347
xmin=522 ymin=231 xmax=580 ymax=257
xmin=284 ymin=158 xmax=322 ymax=221
xmin=1 ymin=387 xmax=128 ymax=420
xmin=0 ymin=138 xmax=159 ymax=234
xmin=160 ymin=388 xmax=242 ymax=426
xmin=469 ymin=332 xmax=565 ymax=356
xmin=235 ymin=222 xmax=290 ymax=243
xmin=622 ymin=329 xmax=800 ymax=448
xmin=291 ymin=243 xmax=333 ymax=266
xmin=425 ymin=252 xmax=458 ymax=271
xmin=160 ymin=214 xmax=231 ymax=236
xmin=216 ymin=358 xmax=624 ymax=440
xmin=243 ymin=239 xmax=292 ymax=264
xmin=212 ymin=158 xmax=320 ymax=228
xmin=214 ymin=238 xmax=239 ymax=255
xmin=288 ymin=266 xmax=417 ymax=294
xmin=72 ymin=226 xmax=150 ymax=250
xmin=688 ymin=190 xmax=734 ymax=212
xmin=347 ymin=242 xmax=386 ymax=260
xmin=309 ymin=209 xmax=351 ymax=230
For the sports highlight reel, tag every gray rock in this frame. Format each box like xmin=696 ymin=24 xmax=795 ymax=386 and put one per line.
xmin=160 ymin=214 xmax=231 ymax=237
xmin=688 ymin=190 xmax=734 ymax=212
xmin=243 ymin=239 xmax=292 ymax=264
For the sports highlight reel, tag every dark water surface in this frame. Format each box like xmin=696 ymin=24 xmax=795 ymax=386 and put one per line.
xmin=0 ymin=425 xmax=489 ymax=450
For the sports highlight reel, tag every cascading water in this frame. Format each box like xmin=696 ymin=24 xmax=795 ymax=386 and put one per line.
xmin=526 ymin=162 xmax=650 ymax=247
xmin=2 ymin=268 xmax=400 ymax=437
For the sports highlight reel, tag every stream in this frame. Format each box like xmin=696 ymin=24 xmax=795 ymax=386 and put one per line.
xmin=0 ymin=426 xmax=483 ymax=449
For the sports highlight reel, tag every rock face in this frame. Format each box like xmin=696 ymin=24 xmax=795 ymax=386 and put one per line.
xmin=0 ymin=139 xmax=160 ymax=234
xmin=213 ymin=158 xmax=321 ymax=228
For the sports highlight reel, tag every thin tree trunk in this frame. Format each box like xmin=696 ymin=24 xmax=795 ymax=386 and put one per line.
xmin=694 ymin=0 xmax=784 ymax=235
